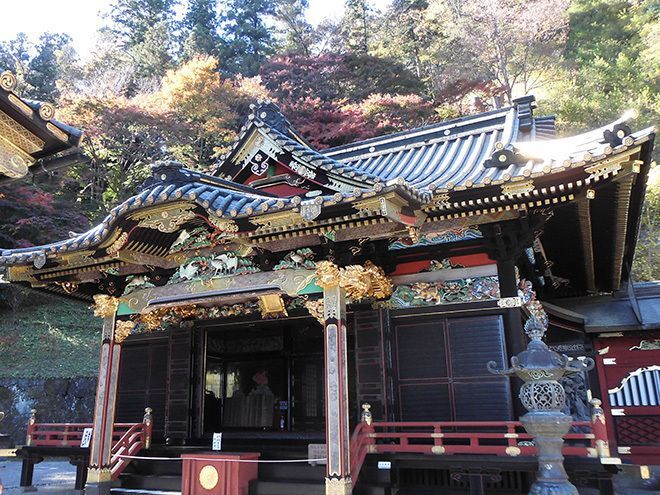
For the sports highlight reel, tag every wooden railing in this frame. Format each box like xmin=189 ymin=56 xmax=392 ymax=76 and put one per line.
xmin=350 ymin=400 xmax=613 ymax=484
xmin=25 ymin=407 xmax=153 ymax=480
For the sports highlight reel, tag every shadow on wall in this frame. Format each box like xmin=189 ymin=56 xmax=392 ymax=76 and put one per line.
xmin=0 ymin=378 xmax=96 ymax=446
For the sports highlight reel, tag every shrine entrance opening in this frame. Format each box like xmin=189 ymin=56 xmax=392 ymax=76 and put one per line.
xmin=200 ymin=317 xmax=353 ymax=437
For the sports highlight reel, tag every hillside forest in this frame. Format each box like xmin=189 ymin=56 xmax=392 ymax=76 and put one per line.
xmin=0 ymin=0 xmax=658 ymax=283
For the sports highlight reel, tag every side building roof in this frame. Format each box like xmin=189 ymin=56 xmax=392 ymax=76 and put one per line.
xmin=0 ymin=70 xmax=84 ymax=181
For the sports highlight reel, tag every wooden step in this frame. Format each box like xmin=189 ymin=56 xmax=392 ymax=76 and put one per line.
xmin=119 ymin=473 xmax=182 ymax=491
xmin=257 ymin=462 xmax=325 ymax=481
xmin=111 ymin=489 xmax=181 ymax=495
xmin=249 ymin=479 xmax=325 ymax=495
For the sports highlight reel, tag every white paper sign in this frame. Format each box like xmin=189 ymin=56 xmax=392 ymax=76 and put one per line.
xmin=307 ymin=443 xmax=327 ymax=465
xmin=80 ymin=428 xmax=93 ymax=448
xmin=377 ymin=461 xmax=392 ymax=470
xmin=212 ymin=432 xmax=222 ymax=451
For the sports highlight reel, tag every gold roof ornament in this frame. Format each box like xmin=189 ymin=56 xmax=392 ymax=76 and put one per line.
xmin=314 ymin=260 xmax=392 ymax=301
xmin=92 ymin=294 xmax=120 ymax=318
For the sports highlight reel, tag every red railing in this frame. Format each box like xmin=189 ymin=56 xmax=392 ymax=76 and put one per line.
xmin=350 ymin=400 xmax=614 ymax=484
xmin=25 ymin=407 xmax=153 ymax=480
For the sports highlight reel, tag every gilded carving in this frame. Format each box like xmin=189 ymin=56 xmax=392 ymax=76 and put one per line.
xmin=501 ymin=180 xmax=535 ymax=197
xmin=339 ymin=265 xmax=371 ymax=299
xmin=114 ymin=320 xmax=135 ymax=343
xmin=134 ymin=204 xmax=196 ymax=233
xmin=38 ymin=103 xmax=55 ymax=121
xmin=0 ymin=141 xmax=31 ymax=178
xmin=315 ymin=261 xmax=341 ymax=289
xmin=250 ymin=210 xmax=303 ymax=232
xmin=258 ymin=294 xmax=288 ymax=319
xmin=0 ymin=110 xmax=44 ymax=153
xmin=106 ymin=231 xmax=129 ymax=255
xmin=304 ymin=299 xmax=325 ymax=324
xmin=315 ymin=261 xmax=392 ymax=301
xmin=325 ymin=477 xmax=353 ymax=495
xmin=206 ymin=213 xmax=239 ymax=234
xmin=92 ymin=294 xmax=120 ymax=318
xmin=585 ymin=160 xmax=623 ymax=179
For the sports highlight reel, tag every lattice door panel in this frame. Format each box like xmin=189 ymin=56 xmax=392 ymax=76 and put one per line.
xmin=615 ymin=416 xmax=660 ymax=446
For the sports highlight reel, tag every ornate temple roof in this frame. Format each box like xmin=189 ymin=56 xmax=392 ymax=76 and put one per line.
xmin=215 ymin=96 xmax=566 ymax=194
xmin=0 ymin=70 xmax=84 ymax=181
xmin=0 ymin=96 xmax=655 ymax=300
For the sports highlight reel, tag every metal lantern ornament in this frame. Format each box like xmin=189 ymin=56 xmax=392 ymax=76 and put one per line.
xmin=488 ymin=317 xmax=594 ymax=495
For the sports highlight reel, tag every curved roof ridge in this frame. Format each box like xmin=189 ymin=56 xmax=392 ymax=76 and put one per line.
xmin=323 ymin=106 xmax=514 ymax=159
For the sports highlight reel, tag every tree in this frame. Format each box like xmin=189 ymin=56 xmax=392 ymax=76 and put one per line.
xmin=108 ymin=0 xmax=177 ymax=48
xmin=182 ymin=0 xmax=223 ymax=59
xmin=341 ymin=0 xmax=376 ymax=54
xmin=633 ymin=165 xmax=660 ymax=281
xmin=435 ymin=0 xmax=571 ymax=105
xmin=0 ymin=33 xmax=31 ymax=93
xmin=260 ymin=53 xmax=424 ymax=103
xmin=0 ymin=185 xmax=89 ymax=250
xmin=130 ymin=21 xmax=176 ymax=82
xmin=541 ymin=0 xmax=659 ymax=137
xmin=149 ymin=55 xmax=268 ymax=168
xmin=219 ymin=0 xmax=277 ymax=76
xmin=25 ymin=33 xmax=77 ymax=101
xmin=274 ymin=0 xmax=315 ymax=56
xmin=373 ymin=0 xmax=430 ymax=79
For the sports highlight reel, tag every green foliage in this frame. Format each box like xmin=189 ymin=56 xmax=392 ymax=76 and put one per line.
xmin=219 ymin=0 xmax=277 ymax=76
xmin=341 ymin=0 xmax=376 ymax=54
xmin=0 ymin=288 xmax=100 ymax=379
xmin=274 ymin=0 xmax=314 ymax=56
xmin=633 ymin=165 xmax=660 ymax=281
xmin=108 ymin=0 xmax=177 ymax=47
xmin=183 ymin=0 xmax=223 ymax=59
xmin=25 ymin=33 xmax=75 ymax=101
xmin=541 ymin=0 xmax=659 ymax=154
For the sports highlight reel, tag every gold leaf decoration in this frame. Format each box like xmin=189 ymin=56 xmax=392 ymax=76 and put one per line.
xmin=304 ymin=299 xmax=325 ymax=324
xmin=315 ymin=261 xmax=341 ymax=289
xmin=363 ymin=261 xmax=393 ymax=299
xmin=314 ymin=261 xmax=392 ymax=301
xmin=114 ymin=320 xmax=135 ymax=343
xmin=92 ymin=294 xmax=120 ymax=318
xmin=339 ymin=264 xmax=372 ymax=299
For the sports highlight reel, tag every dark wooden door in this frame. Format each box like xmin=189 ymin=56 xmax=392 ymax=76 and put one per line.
xmin=116 ymin=340 xmax=168 ymax=437
xmin=165 ymin=327 xmax=193 ymax=441
xmin=354 ymin=309 xmax=389 ymax=421
xmin=393 ymin=314 xmax=512 ymax=421
xmin=291 ymin=356 xmax=325 ymax=430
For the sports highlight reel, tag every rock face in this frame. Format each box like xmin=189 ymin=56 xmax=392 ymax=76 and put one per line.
xmin=0 ymin=377 xmax=96 ymax=446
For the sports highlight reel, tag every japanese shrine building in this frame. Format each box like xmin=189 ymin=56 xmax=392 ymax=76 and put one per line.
xmin=0 ymin=91 xmax=657 ymax=495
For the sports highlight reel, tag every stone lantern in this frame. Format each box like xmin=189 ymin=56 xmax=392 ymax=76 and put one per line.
xmin=488 ymin=317 xmax=594 ymax=495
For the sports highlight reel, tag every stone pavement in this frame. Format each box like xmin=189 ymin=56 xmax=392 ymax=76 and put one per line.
xmin=0 ymin=459 xmax=78 ymax=494
xmin=0 ymin=457 xmax=658 ymax=494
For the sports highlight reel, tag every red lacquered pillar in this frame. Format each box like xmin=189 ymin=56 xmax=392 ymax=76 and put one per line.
xmin=86 ymin=296 xmax=121 ymax=495
xmin=322 ymin=284 xmax=352 ymax=495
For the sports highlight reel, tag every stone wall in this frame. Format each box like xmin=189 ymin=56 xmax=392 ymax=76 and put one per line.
xmin=0 ymin=377 xmax=96 ymax=446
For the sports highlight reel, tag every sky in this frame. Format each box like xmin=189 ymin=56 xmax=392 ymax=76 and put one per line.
xmin=0 ymin=0 xmax=392 ymax=59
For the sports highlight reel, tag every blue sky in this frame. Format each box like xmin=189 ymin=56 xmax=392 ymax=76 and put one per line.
xmin=0 ymin=0 xmax=391 ymax=59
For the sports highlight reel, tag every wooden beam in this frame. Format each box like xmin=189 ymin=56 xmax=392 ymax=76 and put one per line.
xmin=576 ymin=198 xmax=596 ymax=292
xmin=611 ymin=176 xmax=634 ymax=290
